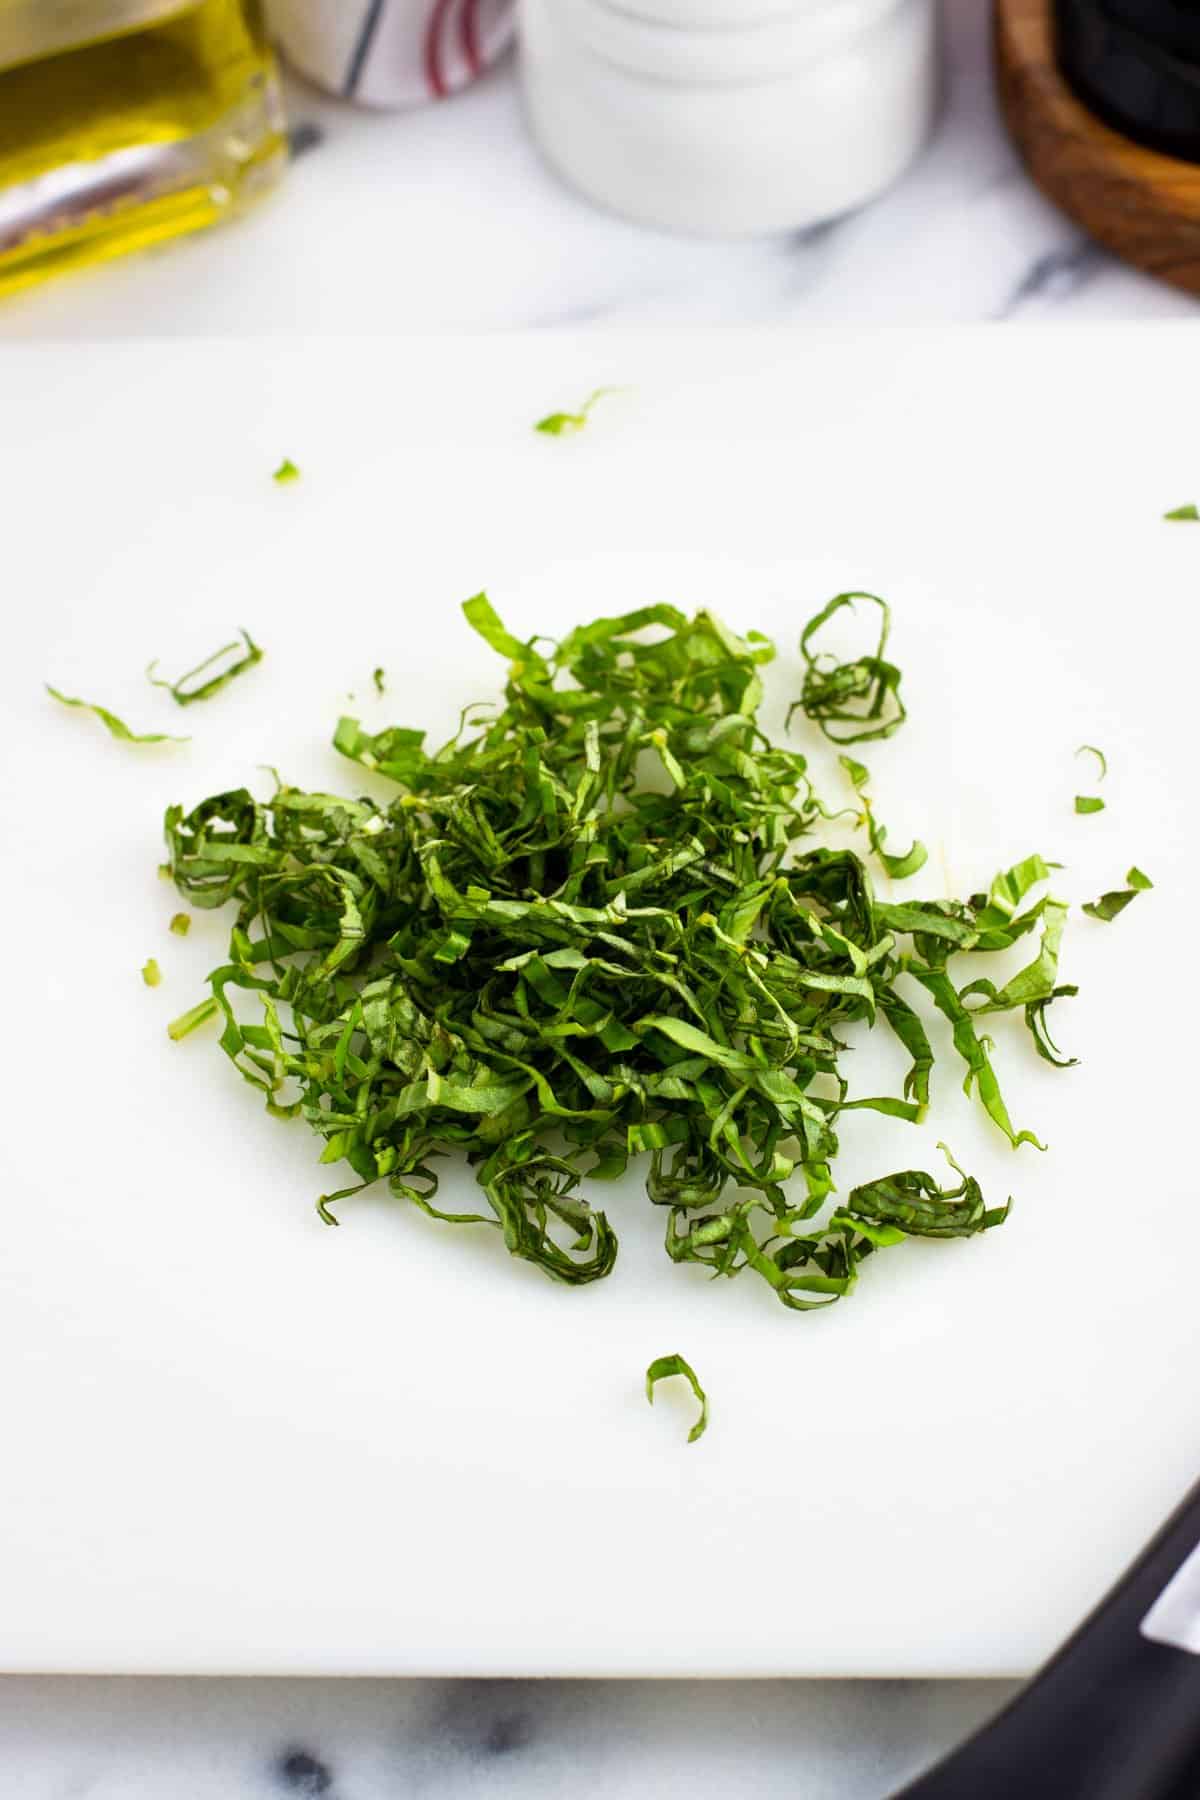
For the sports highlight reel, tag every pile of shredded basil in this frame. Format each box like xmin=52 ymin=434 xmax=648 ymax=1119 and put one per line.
xmin=162 ymin=595 xmax=1096 ymax=1312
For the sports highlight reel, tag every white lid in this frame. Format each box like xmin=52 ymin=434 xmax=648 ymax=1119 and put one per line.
xmin=563 ymin=0 xmax=905 ymax=83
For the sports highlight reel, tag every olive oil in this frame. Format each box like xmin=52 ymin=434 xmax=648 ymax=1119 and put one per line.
xmin=0 ymin=0 xmax=285 ymax=296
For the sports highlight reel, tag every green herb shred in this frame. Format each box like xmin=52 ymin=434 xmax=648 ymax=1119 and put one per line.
xmin=142 ymin=958 xmax=162 ymax=988
xmin=789 ymin=593 xmax=906 ymax=744
xmin=831 ymin=1144 xmax=1010 ymax=1243
xmin=373 ymin=668 xmax=387 ymax=696
xmin=1074 ymin=746 xmax=1107 ymax=815
xmin=169 ymin=913 xmax=191 ymax=936
xmin=46 ymin=685 xmax=188 ymax=745
xmin=535 ymin=388 xmax=616 ymax=437
xmin=839 ymin=754 xmax=927 ymax=880
xmin=1164 ymin=504 xmax=1199 ymax=521
xmin=1082 ymin=866 xmax=1153 ymax=922
xmin=646 ymin=1354 xmax=708 ymax=1443
xmin=167 ymin=996 xmax=219 ymax=1041
xmin=163 ymin=595 xmax=1086 ymax=1314
xmin=147 ymin=629 xmax=263 ymax=707
xmin=273 ymin=458 xmax=301 ymax=484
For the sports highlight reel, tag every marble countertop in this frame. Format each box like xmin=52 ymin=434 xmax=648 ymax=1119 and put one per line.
xmin=0 ymin=3 xmax=1189 ymax=1794
xmin=1 ymin=1676 xmax=1019 ymax=1798
xmin=0 ymin=0 xmax=1195 ymax=339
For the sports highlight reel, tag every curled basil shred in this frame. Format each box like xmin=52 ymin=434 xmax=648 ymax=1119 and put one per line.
xmin=162 ymin=597 xmax=1089 ymax=1313
xmin=646 ymin=1354 xmax=708 ymax=1443
xmin=147 ymin=629 xmax=263 ymax=707
xmin=790 ymin=592 xmax=906 ymax=744
xmin=1074 ymin=745 xmax=1107 ymax=815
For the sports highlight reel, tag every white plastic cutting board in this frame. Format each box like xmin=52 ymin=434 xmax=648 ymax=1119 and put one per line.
xmin=2 ymin=329 xmax=1198 ymax=1678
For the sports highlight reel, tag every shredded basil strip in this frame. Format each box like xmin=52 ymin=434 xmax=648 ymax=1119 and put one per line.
xmin=147 ymin=629 xmax=263 ymax=707
xmin=273 ymin=458 xmax=300 ymax=484
xmin=790 ymin=593 xmax=906 ymax=744
xmin=1074 ymin=746 xmax=1107 ymax=815
xmin=839 ymin=754 xmax=927 ymax=880
xmin=373 ymin=668 xmax=386 ymax=696
xmin=161 ymin=597 xmax=1096 ymax=1315
xmin=535 ymin=388 xmax=617 ymax=437
xmin=1082 ymin=866 xmax=1153 ymax=922
xmin=46 ymin=685 xmax=188 ymax=745
xmin=168 ymin=997 xmax=219 ymax=1041
xmin=142 ymin=958 xmax=162 ymax=988
xmin=832 ymin=1144 xmax=1010 ymax=1243
xmin=646 ymin=1354 xmax=708 ymax=1443
xmin=1164 ymin=504 xmax=1198 ymax=521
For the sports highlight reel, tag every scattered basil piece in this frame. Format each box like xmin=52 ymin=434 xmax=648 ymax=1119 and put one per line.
xmin=142 ymin=959 xmax=162 ymax=988
xmin=167 ymin=997 xmax=219 ymax=1041
xmin=535 ymin=388 xmax=616 ymax=437
xmin=1082 ymin=866 xmax=1154 ymax=922
xmin=646 ymin=1354 xmax=708 ymax=1443
xmin=1025 ymin=987 xmax=1079 ymax=1068
xmin=46 ymin=685 xmax=188 ymax=745
xmin=839 ymin=754 xmax=927 ymax=880
xmin=790 ymin=592 xmax=905 ymax=744
xmin=147 ymin=629 xmax=263 ymax=707
xmin=1164 ymin=504 xmax=1198 ymax=521
xmin=1074 ymin=747 xmax=1107 ymax=815
xmin=273 ymin=458 xmax=300 ymax=484
xmin=373 ymin=667 xmax=386 ymax=696
xmin=169 ymin=913 xmax=191 ymax=936
xmin=1082 ymin=890 xmax=1136 ymax=922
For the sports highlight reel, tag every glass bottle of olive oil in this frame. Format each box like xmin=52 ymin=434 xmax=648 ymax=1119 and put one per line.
xmin=0 ymin=1 xmax=285 ymax=297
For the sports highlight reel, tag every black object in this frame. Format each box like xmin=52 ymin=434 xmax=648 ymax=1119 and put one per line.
xmin=1057 ymin=0 xmax=1200 ymax=162
xmin=893 ymin=1476 xmax=1200 ymax=1798
xmin=1103 ymin=1 xmax=1200 ymax=63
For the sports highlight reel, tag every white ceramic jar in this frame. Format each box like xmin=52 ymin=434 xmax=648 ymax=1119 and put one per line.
xmin=520 ymin=0 xmax=938 ymax=236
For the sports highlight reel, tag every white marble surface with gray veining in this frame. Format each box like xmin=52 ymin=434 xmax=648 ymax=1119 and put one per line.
xmin=0 ymin=1676 xmax=1019 ymax=1798
xmin=0 ymin=1 xmax=1187 ymax=1793
xmin=0 ymin=0 xmax=1195 ymax=338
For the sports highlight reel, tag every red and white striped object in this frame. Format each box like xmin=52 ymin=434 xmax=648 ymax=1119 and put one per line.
xmin=266 ymin=0 xmax=516 ymax=107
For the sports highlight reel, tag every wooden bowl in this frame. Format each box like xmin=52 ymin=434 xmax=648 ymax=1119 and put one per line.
xmin=995 ymin=0 xmax=1200 ymax=296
